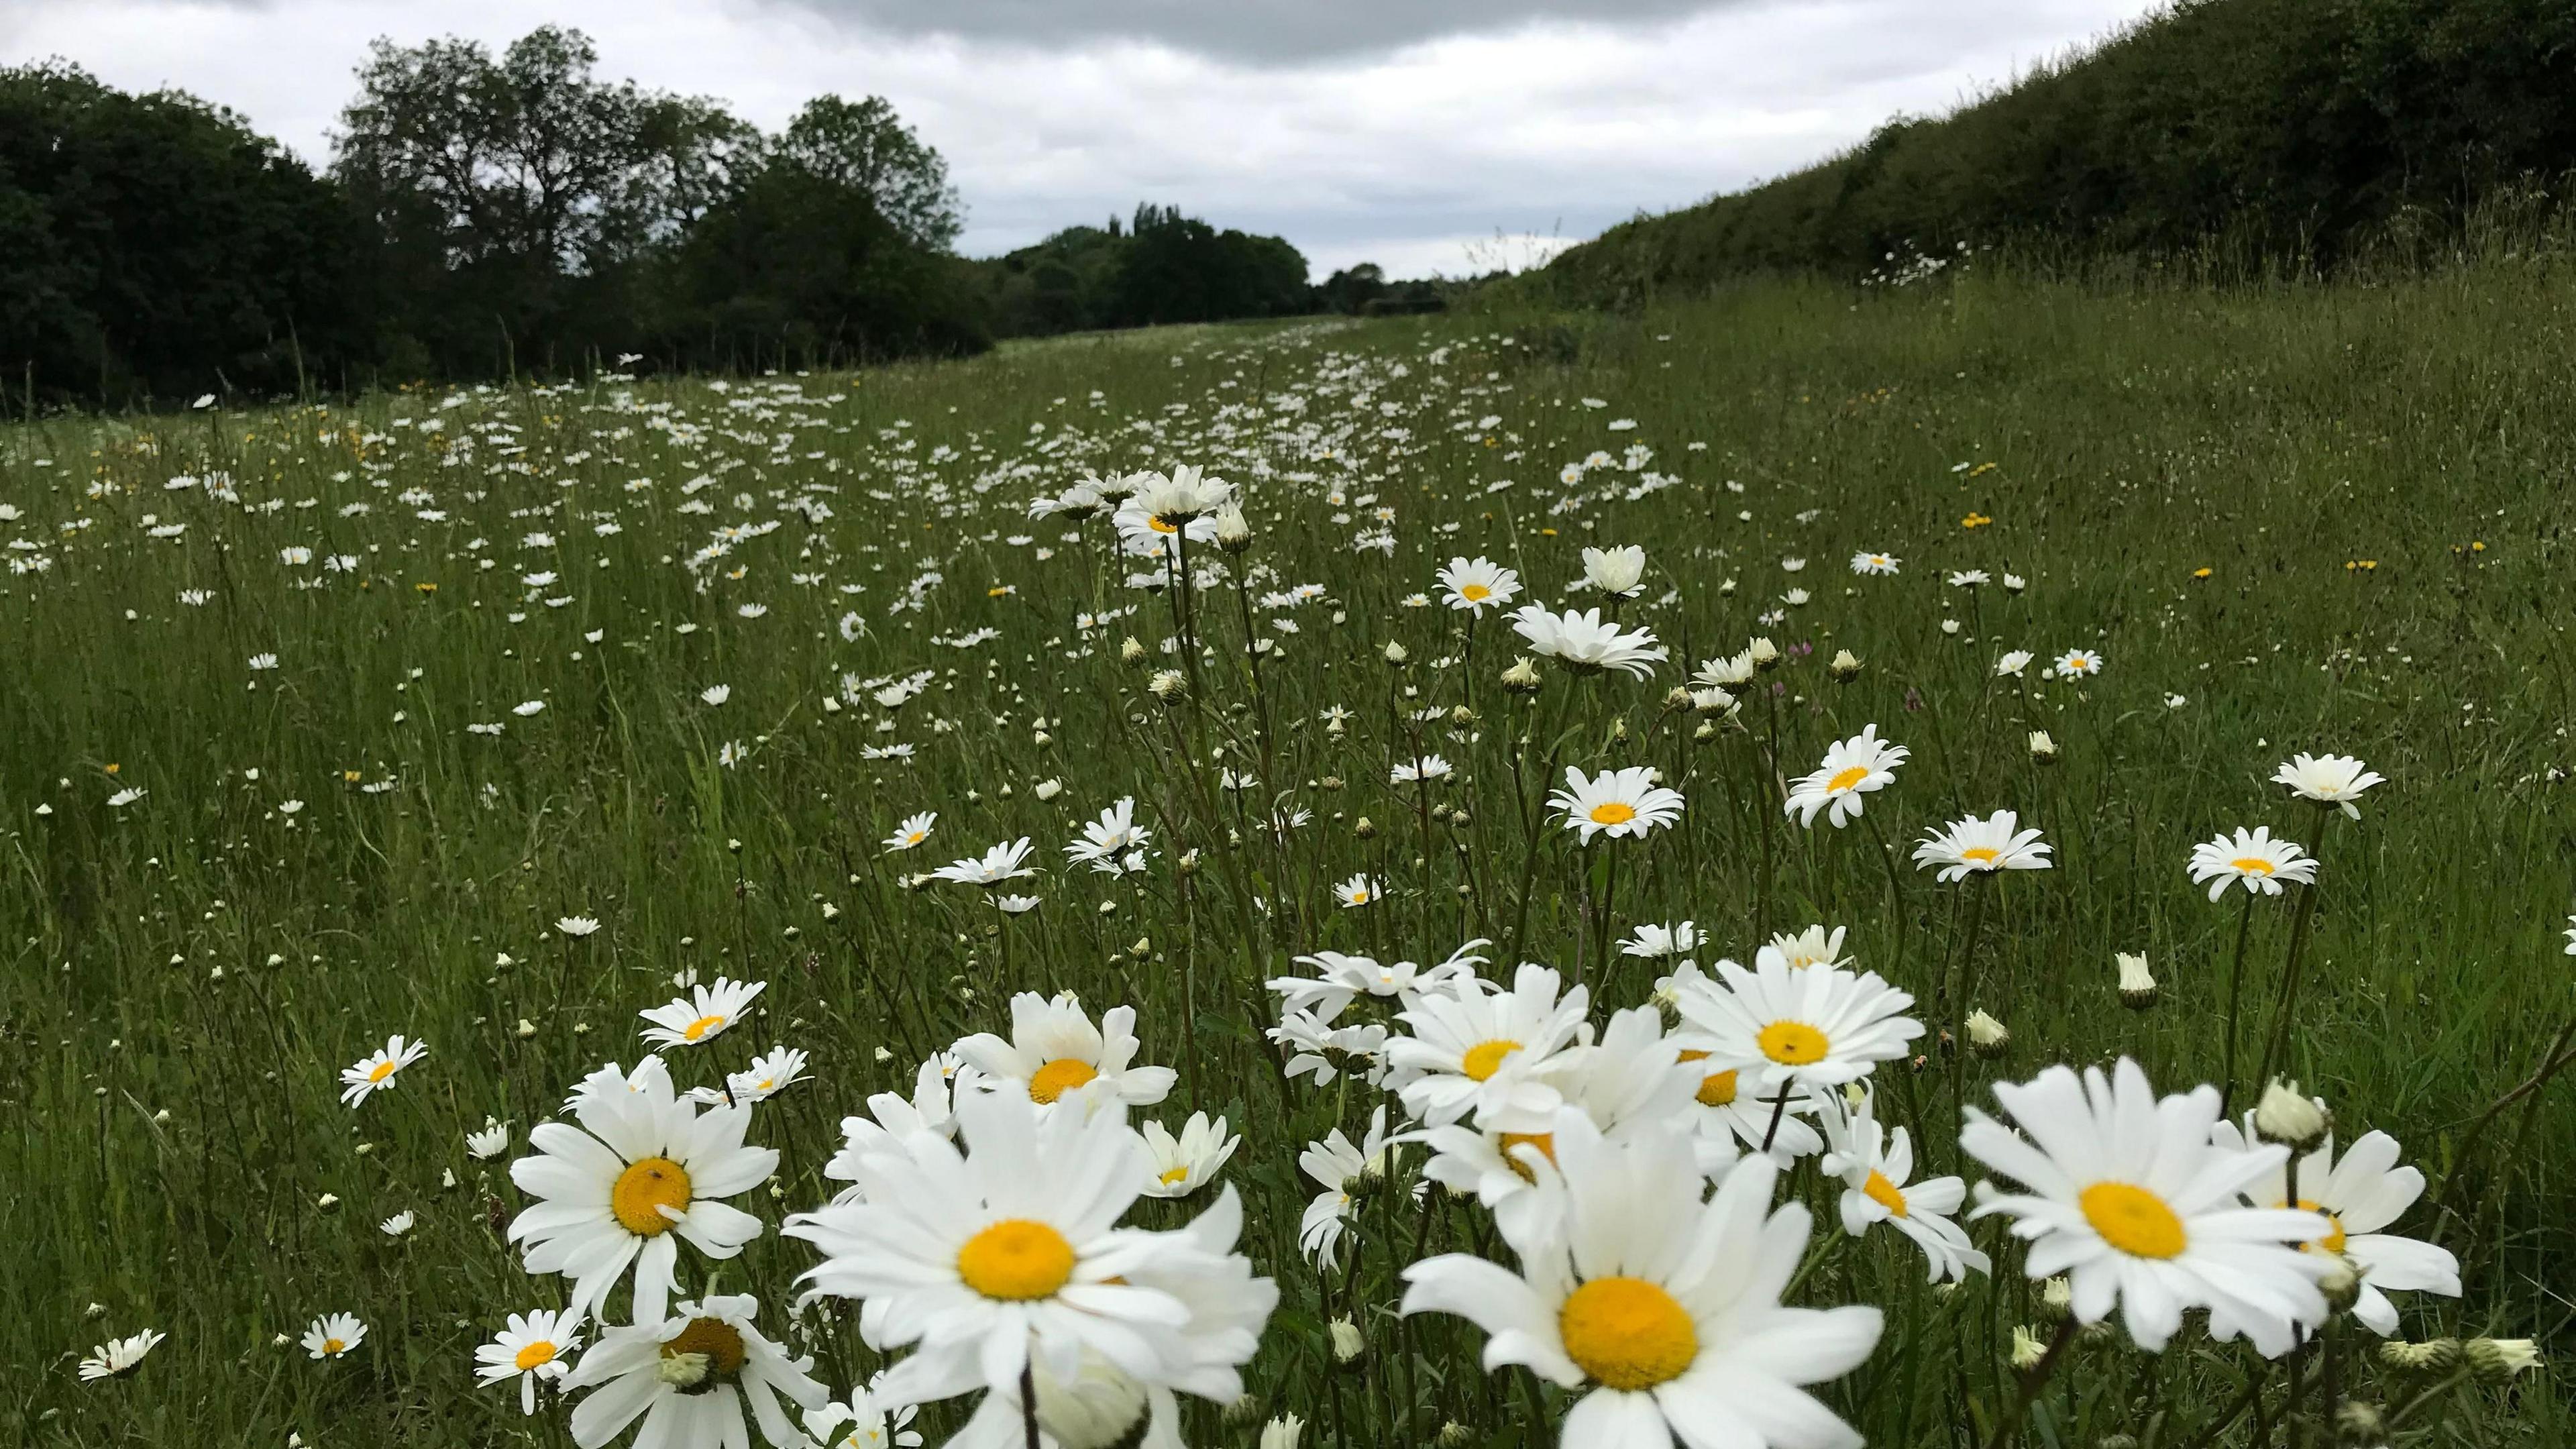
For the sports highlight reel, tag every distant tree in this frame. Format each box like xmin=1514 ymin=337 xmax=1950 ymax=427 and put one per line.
xmin=775 ymin=95 xmax=963 ymax=252
xmin=1106 ymin=203 xmax=1311 ymax=327
xmin=1318 ymin=262 xmax=1390 ymax=315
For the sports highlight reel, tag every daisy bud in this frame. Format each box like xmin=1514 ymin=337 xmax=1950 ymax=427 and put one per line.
xmin=1966 ymin=1009 xmax=2010 ymax=1057
xmin=1120 ymin=636 xmax=1147 ymax=664
xmin=1611 ymin=716 xmax=1629 ymax=743
xmin=1223 ymin=1394 xmax=1268 ymax=1428
xmin=1258 ymin=1413 xmax=1305 ymax=1449
xmin=1177 ymin=849 xmax=1201 ymax=875
xmin=2378 ymin=1337 xmax=2461 ymax=1373
xmin=1382 ymin=639 xmax=1409 ymax=665
xmin=820 ymin=902 xmax=841 ymax=920
xmin=1214 ymin=502 xmax=1252 ymax=551
xmin=2253 ymin=1079 xmax=2330 ymax=1152
xmin=514 ymin=1018 xmax=537 ymax=1038
xmin=1320 ymin=775 xmax=1344 ymax=791
xmin=1354 ymin=816 xmax=1377 ymax=839
xmin=315 ymin=1193 xmax=341 ymax=1213
xmin=1128 ymin=937 xmax=1151 ymax=958
xmin=1147 ymin=669 xmax=1187 ymax=701
xmin=2115 ymin=952 xmax=2157 ymax=1009
xmin=873 ymin=1046 xmax=894 ymax=1063
xmin=1941 ymin=619 xmax=1962 ymax=636
xmin=820 ymin=694 xmax=841 ymax=712
xmin=2316 ymin=1254 xmax=2362 ymax=1313
xmin=1664 ymin=686 xmax=1695 ymax=710
xmin=2027 ymin=730 xmax=2058 ymax=765
xmin=1748 ymin=637 xmax=1780 ymax=670
xmin=1329 ymin=1316 xmax=1366 ymax=1364
xmin=2039 ymin=1276 xmax=2073 ymax=1319
xmin=2465 ymin=1338 xmax=2542 ymax=1383
xmin=1437 ymin=1423 xmax=1475 ymax=1448
xmin=1827 ymin=648 xmax=1863 ymax=682
xmin=1501 ymin=657 xmax=1542 ymax=694
xmin=2333 ymin=1402 xmax=2389 ymax=1447
xmin=2008 ymin=1325 xmax=2048 ymax=1369
xmin=1449 ymin=704 xmax=1474 ymax=727
xmin=1032 ymin=731 xmax=1053 ymax=747
xmin=85 ymin=1303 xmax=106 ymax=1320
xmin=1693 ymin=720 xmax=1719 ymax=741
xmin=2003 ymin=573 xmax=2027 ymax=593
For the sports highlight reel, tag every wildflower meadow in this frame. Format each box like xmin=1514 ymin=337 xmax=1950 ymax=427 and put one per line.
xmin=8 ymin=274 xmax=2573 ymax=1448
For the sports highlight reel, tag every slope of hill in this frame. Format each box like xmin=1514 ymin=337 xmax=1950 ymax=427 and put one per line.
xmin=1539 ymin=0 xmax=2576 ymax=304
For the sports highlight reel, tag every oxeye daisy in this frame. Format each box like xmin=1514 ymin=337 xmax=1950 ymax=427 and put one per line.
xmin=881 ymin=811 xmax=935 ymax=853
xmin=1849 ymin=550 xmax=1900 ymax=576
xmin=1389 ymin=753 xmax=1454 ymax=786
xmin=2207 ymin=1116 xmax=2460 ymax=1336
xmin=1962 ymin=1059 xmax=2332 ymax=1356
xmin=1506 ymin=603 xmax=1668 ymax=678
xmin=687 ymin=1045 xmax=810 ymax=1106
xmin=1299 ymin=1106 xmax=1397 ymax=1269
xmin=508 ymin=1055 xmax=777 ymax=1324
xmin=639 ymin=975 xmax=766 ymax=1048
xmin=1438 ymin=555 xmax=1521 ymax=614
xmin=76 ymin=1329 xmax=166 ymax=1381
xmin=1767 ymin=924 xmax=1850 ymax=971
xmin=1063 ymin=797 xmax=1150 ymax=875
xmin=1673 ymin=1044 xmax=1825 ymax=1167
xmin=1912 ymin=810 xmax=2053 ymax=882
xmin=1403 ymin=1118 xmax=1881 ymax=1447
xmin=1784 ymin=725 xmax=1908 ymax=828
xmin=2187 ymin=827 xmax=2318 ymax=901
xmin=473 ymin=1308 xmax=584 ymax=1415
xmin=2055 ymin=648 xmax=2104 ymax=677
xmin=931 ymin=837 xmax=1037 ymax=887
xmin=1140 ymin=1111 xmax=1240 ymax=1197
xmin=1579 ymin=544 xmax=1647 ymax=596
xmin=1821 ymin=1089 xmax=1988 ymax=1284
xmin=1675 ymin=949 xmax=1923 ymax=1095
xmin=2272 ymin=753 xmax=2385 ymax=819
xmin=1332 ymin=872 xmax=1383 ymax=908
xmin=1619 ymin=920 xmax=1700 ymax=960
xmin=951 ymin=991 xmax=1177 ymax=1109
xmin=561 ymin=1295 xmax=824 ymax=1449
xmin=804 ymin=1377 xmax=922 ymax=1449
xmin=1548 ymin=765 xmax=1684 ymax=844
xmin=786 ymin=1089 xmax=1206 ymax=1403
xmin=339 ymin=1034 xmax=428 ymax=1108
xmin=303 ymin=1313 xmax=366 ymax=1359
xmin=1388 ymin=963 xmax=1593 ymax=1128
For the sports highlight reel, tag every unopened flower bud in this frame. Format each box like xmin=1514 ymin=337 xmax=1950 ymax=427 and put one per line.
xmin=1501 ymin=657 xmax=1542 ymax=694
xmin=1353 ymin=816 xmax=1377 ymax=839
xmin=2115 ymin=952 xmax=2157 ymax=1009
xmin=2378 ymin=1337 xmax=2461 ymax=1373
xmin=1258 ymin=1414 xmax=1304 ymax=1449
xmin=1383 ymin=639 xmax=1409 ymax=665
xmin=1692 ymin=686 xmax=1737 ymax=715
xmin=2028 ymin=731 xmax=2058 ymax=765
xmin=1748 ymin=637 xmax=1780 ymax=671
xmin=1664 ymin=686 xmax=1695 ymax=710
xmin=1329 ymin=1316 xmax=1366 ymax=1364
xmin=1120 ymin=635 xmax=1147 ymax=664
xmin=1436 ymin=1423 xmax=1474 ymax=1449
xmin=2332 ymin=1401 xmax=2388 ymax=1447
xmin=1213 ymin=502 xmax=1252 ymax=552
xmin=2039 ymin=1277 xmax=2073 ymax=1320
xmin=1450 ymin=705 xmax=1474 ymax=727
xmin=2253 ymin=1079 xmax=2330 ymax=1152
xmin=1827 ymin=649 xmax=1863 ymax=682
xmin=2316 ymin=1254 xmax=2362 ymax=1313
xmin=2464 ymin=1338 xmax=2541 ymax=1383
xmin=1147 ymin=669 xmax=1187 ymax=701
xmin=2008 ymin=1325 xmax=2048 ymax=1369
xmin=1966 ymin=1009 xmax=2010 ymax=1058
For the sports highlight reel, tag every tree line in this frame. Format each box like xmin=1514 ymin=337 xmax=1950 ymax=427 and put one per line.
xmin=1538 ymin=0 xmax=2576 ymax=304
xmin=0 ymin=27 xmax=1456 ymax=411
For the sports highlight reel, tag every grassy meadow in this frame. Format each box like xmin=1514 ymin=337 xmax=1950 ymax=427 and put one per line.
xmin=5 ymin=268 xmax=2573 ymax=1448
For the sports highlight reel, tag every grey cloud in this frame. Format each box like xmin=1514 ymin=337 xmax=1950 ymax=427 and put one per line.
xmin=773 ymin=0 xmax=1730 ymax=64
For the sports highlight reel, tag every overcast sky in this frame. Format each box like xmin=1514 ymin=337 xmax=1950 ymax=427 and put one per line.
xmin=1 ymin=0 xmax=2163 ymax=278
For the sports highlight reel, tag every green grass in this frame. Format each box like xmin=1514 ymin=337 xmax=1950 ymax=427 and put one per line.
xmin=4 ymin=268 xmax=2571 ymax=1448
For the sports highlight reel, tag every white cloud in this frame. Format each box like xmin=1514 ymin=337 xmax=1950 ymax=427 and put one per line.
xmin=1 ymin=0 xmax=2163 ymax=277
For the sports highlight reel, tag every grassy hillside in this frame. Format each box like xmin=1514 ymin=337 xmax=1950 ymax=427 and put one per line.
xmin=1541 ymin=0 xmax=2576 ymax=305
xmin=5 ymin=270 xmax=2571 ymax=1445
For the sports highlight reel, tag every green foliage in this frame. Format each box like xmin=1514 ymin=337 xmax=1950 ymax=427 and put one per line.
xmin=1540 ymin=0 xmax=2576 ymax=304
xmin=974 ymin=203 xmax=1320 ymax=337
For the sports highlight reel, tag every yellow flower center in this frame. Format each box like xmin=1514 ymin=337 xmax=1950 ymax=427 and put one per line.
xmin=661 ymin=1318 xmax=747 ymax=1377
xmin=2080 ymin=1181 xmax=2188 ymax=1259
xmin=367 ymin=1060 xmax=398 ymax=1083
xmin=1756 ymin=1020 xmax=1830 ymax=1066
xmin=1148 ymin=516 xmax=1179 ymax=534
xmin=1460 ymin=583 xmax=1491 ymax=601
xmin=1460 ymin=1038 xmax=1522 ymax=1081
xmin=514 ymin=1340 xmax=559 ymax=1372
xmin=1589 ymin=801 xmax=1638 ymax=826
xmin=1027 ymin=1057 xmax=1099 ymax=1104
xmin=1677 ymin=1051 xmax=1738 ymax=1106
xmin=682 ymin=1013 xmax=727 ymax=1042
xmin=1557 ymin=1277 xmax=1699 ymax=1391
xmin=957 ymin=1218 xmax=1077 ymax=1301
xmin=2231 ymin=857 xmax=2276 ymax=876
xmin=610 ymin=1157 xmax=693 ymax=1236
xmin=322 ymin=1337 xmax=345 ymax=1355
xmin=1862 ymin=1169 xmax=1910 ymax=1218
xmin=2289 ymin=1198 xmax=2349 ymax=1254
xmin=1826 ymin=765 xmax=1870 ymax=792
xmin=1959 ymin=846 xmax=2000 ymax=865
xmin=1497 ymin=1131 xmax=1557 ymax=1183
xmin=1159 ymin=1165 xmax=1191 ymax=1185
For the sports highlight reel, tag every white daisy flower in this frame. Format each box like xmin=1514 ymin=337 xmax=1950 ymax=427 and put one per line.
xmin=1911 ymin=810 xmax=2054 ymax=881
xmin=2186 ymin=827 xmax=2318 ymax=901
xmin=803 ymin=1377 xmax=922 ymax=1449
xmin=1140 ymin=1111 xmax=1240 ymax=1198
xmin=508 ymin=1055 xmax=776 ymax=1324
xmin=1298 ymin=1106 xmax=1397 ymax=1269
xmin=1675 ymin=949 xmax=1923 ymax=1095
xmin=1962 ymin=1059 xmax=2332 ymax=1356
xmin=2272 ymin=753 xmax=2385 ymax=819
xmin=1767 ymin=924 xmax=1850 ymax=971
xmin=1784 ymin=725 xmax=1908 ymax=828
xmin=2207 ymin=1116 xmax=2460 ymax=1336
xmin=76 ymin=1329 xmax=166 ymax=1381
xmin=1580 ymin=544 xmax=1647 ymax=596
xmin=931 ymin=837 xmax=1038 ymax=887
xmin=1437 ymin=556 xmax=1520 ymax=614
xmin=639 ymin=975 xmax=767 ymax=1048
xmin=1619 ymin=921 xmax=1700 ymax=960
xmin=302 ymin=1313 xmax=366 ymax=1359
xmin=1063 ymin=797 xmax=1150 ymax=875
xmin=1403 ymin=1118 xmax=1880 ymax=1448
xmin=1389 ymin=963 xmax=1593 ymax=1128
xmin=1332 ymin=872 xmax=1383 ymax=908
xmin=881 ymin=811 xmax=935 ymax=853
xmin=1849 ymin=551 xmax=1900 ymax=576
xmin=473 ymin=1308 xmax=584 ymax=1415
xmin=561 ymin=1295 xmax=824 ymax=1449
xmin=688 ymin=1046 xmax=811 ymax=1106
xmin=339 ymin=1034 xmax=427 ymax=1108
xmin=1389 ymin=754 xmax=1454 ymax=786
xmin=1507 ymin=604 xmax=1668 ymax=678
xmin=1821 ymin=1088 xmax=1988 ymax=1283
xmin=1995 ymin=650 xmax=2035 ymax=678
xmin=468 ymin=1118 xmax=514 ymax=1160
xmin=952 ymin=992 xmax=1177 ymax=1109
xmin=556 ymin=915 xmax=603 ymax=937
xmin=1548 ymin=765 xmax=1684 ymax=844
